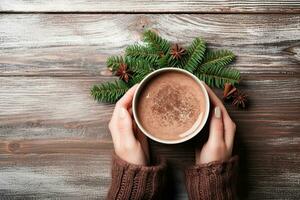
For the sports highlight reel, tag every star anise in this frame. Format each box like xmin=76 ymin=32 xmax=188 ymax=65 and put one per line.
xmin=170 ymin=44 xmax=186 ymax=60
xmin=115 ymin=63 xmax=131 ymax=82
xmin=232 ymin=91 xmax=248 ymax=109
xmin=223 ymin=83 xmax=237 ymax=100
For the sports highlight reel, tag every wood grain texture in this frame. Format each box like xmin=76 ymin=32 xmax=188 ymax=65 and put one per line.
xmin=0 ymin=14 xmax=300 ymax=199
xmin=0 ymin=0 xmax=300 ymax=13
xmin=0 ymin=14 xmax=299 ymax=77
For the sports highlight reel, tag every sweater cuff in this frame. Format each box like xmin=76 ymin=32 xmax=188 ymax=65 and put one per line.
xmin=106 ymin=153 xmax=167 ymax=200
xmin=185 ymin=156 xmax=239 ymax=200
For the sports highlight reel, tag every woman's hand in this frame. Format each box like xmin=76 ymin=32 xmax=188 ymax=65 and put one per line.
xmin=109 ymin=85 xmax=149 ymax=166
xmin=196 ymin=83 xmax=236 ymax=164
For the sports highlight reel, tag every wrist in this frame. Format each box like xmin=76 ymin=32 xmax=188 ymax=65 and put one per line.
xmin=114 ymin=148 xmax=148 ymax=166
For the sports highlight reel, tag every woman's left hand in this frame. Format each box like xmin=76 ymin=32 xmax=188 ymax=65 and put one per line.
xmin=195 ymin=83 xmax=236 ymax=164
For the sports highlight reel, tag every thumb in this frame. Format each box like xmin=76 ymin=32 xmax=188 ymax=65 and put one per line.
xmin=117 ymin=107 xmax=136 ymax=142
xmin=208 ymin=106 xmax=224 ymax=144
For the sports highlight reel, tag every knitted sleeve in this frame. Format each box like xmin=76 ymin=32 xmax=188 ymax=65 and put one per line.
xmin=185 ymin=156 xmax=239 ymax=200
xmin=106 ymin=153 xmax=167 ymax=200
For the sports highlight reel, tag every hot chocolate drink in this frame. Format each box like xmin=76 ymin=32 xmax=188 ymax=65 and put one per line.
xmin=136 ymin=71 xmax=207 ymax=141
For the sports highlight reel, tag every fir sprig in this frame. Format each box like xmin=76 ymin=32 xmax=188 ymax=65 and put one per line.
xmin=91 ymin=30 xmax=241 ymax=103
xmin=143 ymin=30 xmax=171 ymax=55
xmin=200 ymin=49 xmax=235 ymax=70
xmin=129 ymin=59 xmax=153 ymax=85
xmin=195 ymin=65 xmax=240 ymax=88
xmin=194 ymin=49 xmax=239 ymax=87
xmin=91 ymin=80 xmax=129 ymax=103
xmin=126 ymin=44 xmax=160 ymax=65
xmin=183 ymin=38 xmax=206 ymax=72
xmin=106 ymin=56 xmax=124 ymax=72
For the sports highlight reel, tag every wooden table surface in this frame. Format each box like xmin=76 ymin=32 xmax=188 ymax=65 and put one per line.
xmin=0 ymin=1 xmax=299 ymax=199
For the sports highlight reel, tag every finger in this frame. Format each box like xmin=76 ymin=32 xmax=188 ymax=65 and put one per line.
xmin=224 ymin=120 xmax=236 ymax=153
xmin=202 ymin=82 xmax=236 ymax=152
xmin=208 ymin=106 xmax=224 ymax=144
xmin=202 ymin=83 xmax=227 ymax=114
xmin=117 ymin=84 xmax=139 ymax=108
xmin=110 ymin=84 xmax=138 ymax=133
xmin=203 ymin=82 xmax=233 ymax=125
xmin=132 ymin=120 xmax=149 ymax=162
xmin=111 ymin=84 xmax=138 ymax=123
xmin=110 ymin=107 xmax=136 ymax=145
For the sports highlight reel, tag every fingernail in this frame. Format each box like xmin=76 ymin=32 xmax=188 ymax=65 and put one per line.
xmin=119 ymin=108 xmax=127 ymax=119
xmin=214 ymin=106 xmax=221 ymax=118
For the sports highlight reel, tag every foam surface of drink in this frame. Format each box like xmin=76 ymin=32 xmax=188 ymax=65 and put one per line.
xmin=137 ymin=71 xmax=206 ymax=141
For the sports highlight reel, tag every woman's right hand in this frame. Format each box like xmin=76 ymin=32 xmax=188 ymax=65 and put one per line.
xmin=108 ymin=85 xmax=149 ymax=166
xmin=196 ymin=83 xmax=236 ymax=165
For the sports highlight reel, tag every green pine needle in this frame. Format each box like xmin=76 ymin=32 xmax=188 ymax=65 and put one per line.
xmin=129 ymin=71 xmax=148 ymax=86
xmin=125 ymin=44 xmax=160 ymax=65
xmin=194 ymin=49 xmax=238 ymax=88
xmin=125 ymin=57 xmax=153 ymax=86
xmin=196 ymin=65 xmax=240 ymax=88
xmin=200 ymin=49 xmax=235 ymax=70
xmin=125 ymin=57 xmax=153 ymax=72
xmin=91 ymin=80 xmax=129 ymax=103
xmin=106 ymin=56 xmax=124 ymax=72
xmin=157 ymin=55 xmax=172 ymax=68
xmin=156 ymin=53 xmax=182 ymax=68
xmin=143 ymin=30 xmax=171 ymax=55
xmin=183 ymin=38 xmax=206 ymax=72
xmin=132 ymin=64 xmax=153 ymax=85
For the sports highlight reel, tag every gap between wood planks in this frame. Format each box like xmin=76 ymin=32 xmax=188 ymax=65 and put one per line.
xmin=1 ymin=11 xmax=300 ymax=14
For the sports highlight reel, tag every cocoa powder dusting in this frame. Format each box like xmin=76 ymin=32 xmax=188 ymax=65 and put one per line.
xmin=151 ymin=84 xmax=197 ymax=127
xmin=137 ymin=71 xmax=206 ymax=141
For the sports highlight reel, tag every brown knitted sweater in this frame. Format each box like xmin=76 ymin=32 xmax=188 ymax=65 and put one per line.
xmin=107 ymin=154 xmax=238 ymax=200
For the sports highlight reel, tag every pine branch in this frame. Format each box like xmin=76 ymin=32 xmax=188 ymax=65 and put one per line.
xmin=195 ymin=65 xmax=240 ymax=88
xmin=130 ymin=61 xmax=153 ymax=86
xmin=129 ymin=72 xmax=148 ymax=86
xmin=183 ymin=38 xmax=206 ymax=72
xmin=199 ymin=49 xmax=235 ymax=70
xmin=106 ymin=56 xmax=124 ymax=72
xmin=143 ymin=30 xmax=171 ymax=55
xmin=156 ymin=49 xmax=183 ymax=69
xmin=125 ymin=44 xmax=160 ymax=65
xmin=92 ymin=32 xmax=242 ymax=104
xmin=125 ymin=56 xmax=153 ymax=72
xmin=133 ymin=60 xmax=153 ymax=74
xmin=124 ymin=56 xmax=153 ymax=86
xmin=169 ymin=53 xmax=188 ymax=68
xmin=91 ymin=80 xmax=129 ymax=103
xmin=157 ymin=55 xmax=171 ymax=68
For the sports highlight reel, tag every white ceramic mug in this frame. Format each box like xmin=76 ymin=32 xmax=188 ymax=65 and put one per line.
xmin=132 ymin=68 xmax=210 ymax=144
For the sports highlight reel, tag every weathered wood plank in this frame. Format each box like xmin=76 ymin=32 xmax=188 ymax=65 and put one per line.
xmin=0 ymin=77 xmax=299 ymax=126
xmin=0 ymin=0 xmax=300 ymax=13
xmin=0 ymin=14 xmax=299 ymax=77
xmin=0 ymin=140 xmax=112 ymax=199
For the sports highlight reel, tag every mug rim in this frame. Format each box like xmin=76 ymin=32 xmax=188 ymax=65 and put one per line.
xmin=132 ymin=68 xmax=210 ymax=144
